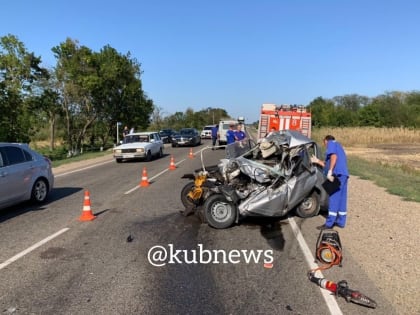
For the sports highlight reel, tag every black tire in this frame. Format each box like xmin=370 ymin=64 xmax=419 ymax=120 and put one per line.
xmin=116 ymin=158 xmax=123 ymax=163
xmin=158 ymin=148 xmax=163 ymax=158
xmin=172 ymin=143 xmax=176 ymax=147
xmin=296 ymin=191 xmax=320 ymax=218
xmin=204 ymin=194 xmax=237 ymax=229
xmin=180 ymin=182 xmax=197 ymax=208
xmin=145 ymin=150 xmax=152 ymax=161
xmin=31 ymin=178 xmax=49 ymax=203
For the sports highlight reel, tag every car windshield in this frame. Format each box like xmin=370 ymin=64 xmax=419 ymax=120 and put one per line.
xmin=124 ymin=135 xmax=150 ymax=143
xmin=179 ymin=129 xmax=194 ymax=135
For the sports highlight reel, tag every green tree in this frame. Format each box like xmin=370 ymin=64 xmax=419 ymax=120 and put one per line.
xmin=0 ymin=34 xmax=48 ymax=142
xmin=404 ymin=91 xmax=420 ymax=128
xmin=358 ymin=103 xmax=383 ymax=127
xmin=370 ymin=92 xmax=404 ymax=127
xmin=27 ymin=79 xmax=62 ymax=150
xmin=91 ymin=45 xmax=153 ymax=145
xmin=309 ymin=97 xmax=335 ymax=127
xmin=52 ymin=39 xmax=153 ymax=152
xmin=52 ymin=38 xmax=96 ymax=154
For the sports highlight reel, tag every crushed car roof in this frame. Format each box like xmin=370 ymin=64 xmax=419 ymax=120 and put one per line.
xmin=265 ymin=130 xmax=315 ymax=148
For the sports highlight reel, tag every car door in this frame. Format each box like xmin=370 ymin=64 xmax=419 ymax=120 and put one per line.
xmin=149 ymin=133 xmax=158 ymax=155
xmin=0 ymin=150 xmax=9 ymax=206
xmin=153 ymin=133 xmax=163 ymax=154
xmin=0 ymin=146 xmax=32 ymax=207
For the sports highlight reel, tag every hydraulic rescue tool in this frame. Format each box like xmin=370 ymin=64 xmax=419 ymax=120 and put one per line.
xmin=315 ymin=229 xmax=343 ymax=268
xmin=308 ymin=272 xmax=377 ymax=309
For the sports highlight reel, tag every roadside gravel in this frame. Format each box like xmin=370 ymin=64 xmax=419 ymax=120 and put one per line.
xmin=52 ymin=153 xmax=420 ymax=314
xmin=341 ymin=176 xmax=419 ymax=315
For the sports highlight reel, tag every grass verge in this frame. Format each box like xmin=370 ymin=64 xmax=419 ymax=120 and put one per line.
xmin=348 ymin=156 xmax=420 ymax=202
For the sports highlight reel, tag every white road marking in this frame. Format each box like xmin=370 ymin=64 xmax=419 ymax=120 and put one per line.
xmin=124 ymin=158 xmax=187 ymax=194
xmin=0 ymin=228 xmax=70 ymax=270
xmin=55 ymin=160 xmax=114 ymax=177
xmin=288 ymin=218 xmax=343 ymax=315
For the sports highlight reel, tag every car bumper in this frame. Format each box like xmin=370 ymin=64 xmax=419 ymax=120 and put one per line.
xmin=114 ymin=152 xmax=146 ymax=159
xmin=173 ymin=140 xmax=194 ymax=146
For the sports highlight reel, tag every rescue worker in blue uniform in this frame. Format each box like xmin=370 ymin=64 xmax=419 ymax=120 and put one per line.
xmin=226 ymin=125 xmax=236 ymax=144
xmin=234 ymin=124 xmax=246 ymax=141
xmin=211 ymin=124 xmax=219 ymax=149
xmin=311 ymin=135 xmax=349 ymax=229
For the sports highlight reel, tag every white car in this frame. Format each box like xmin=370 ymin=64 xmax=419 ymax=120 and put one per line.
xmin=200 ymin=125 xmax=214 ymax=139
xmin=0 ymin=143 xmax=54 ymax=210
xmin=113 ymin=132 xmax=164 ymax=163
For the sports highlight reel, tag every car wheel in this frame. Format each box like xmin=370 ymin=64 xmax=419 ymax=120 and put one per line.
xmin=180 ymin=182 xmax=199 ymax=209
xmin=145 ymin=150 xmax=152 ymax=161
xmin=204 ymin=194 xmax=237 ymax=229
xmin=296 ymin=190 xmax=320 ymax=218
xmin=116 ymin=158 xmax=123 ymax=163
xmin=31 ymin=178 xmax=49 ymax=203
xmin=172 ymin=143 xmax=176 ymax=147
xmin=158 ymin=148 xmax=163 ymax=158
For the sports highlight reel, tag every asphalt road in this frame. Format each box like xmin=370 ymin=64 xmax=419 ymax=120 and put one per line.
xmin=0 ymin=140 xmax=397 ymax=315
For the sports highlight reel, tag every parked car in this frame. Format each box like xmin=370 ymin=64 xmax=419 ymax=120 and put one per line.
xmin=200 ymin=125 xmax=214 ymax=139
xmin=0 ymin=143 xmax=54 ymax=210
xmin=159 ymin=129 xmax=177 ymax=144
xmin=113 ymin=132 xmax=164 ymax=163
xmin=171 ymin=128 xmax=202 ymax=147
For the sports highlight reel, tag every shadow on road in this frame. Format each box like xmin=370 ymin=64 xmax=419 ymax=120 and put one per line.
xmin=0 ymin=187 xmax=82 ymax=223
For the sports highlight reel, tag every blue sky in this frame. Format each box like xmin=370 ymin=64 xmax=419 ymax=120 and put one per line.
xmin=2 ymin=0 xmax=419 ymax=123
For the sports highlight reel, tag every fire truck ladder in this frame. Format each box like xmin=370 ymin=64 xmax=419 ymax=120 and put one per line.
xmin=259 ymin=114 xmax=269 ymax=138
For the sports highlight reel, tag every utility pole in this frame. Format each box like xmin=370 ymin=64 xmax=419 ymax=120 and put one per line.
xmin=116 ymin=121 xmax=122 ymax=145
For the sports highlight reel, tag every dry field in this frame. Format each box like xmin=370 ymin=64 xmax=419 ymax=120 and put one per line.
xmin=312 ymin=127 xmax=420 ymax=171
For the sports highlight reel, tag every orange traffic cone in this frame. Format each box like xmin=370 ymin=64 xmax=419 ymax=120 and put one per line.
xmin=189 ymin=148 xmax=194 ymax=159
xmin=79 ymin=190 xmax=96 ymax=221
xmin=169 ymin=155 xmax=176 ymax=170
xmin=139 ymin=167 xmax=150 ymax=187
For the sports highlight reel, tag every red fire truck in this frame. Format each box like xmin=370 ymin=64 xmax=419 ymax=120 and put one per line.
xmin=257 ymin=103 xmax=312 ymax=139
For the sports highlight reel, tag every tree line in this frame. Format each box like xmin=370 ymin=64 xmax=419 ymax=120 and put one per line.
xmin=0 ymin=34 xmax=153 ymax=155
xmin=1 ymin=34 xmax=419 ymax=157
xmin=309 ymin=93 xmax=420 ymax=128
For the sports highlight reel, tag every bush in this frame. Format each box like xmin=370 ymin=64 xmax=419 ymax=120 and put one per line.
xmin=36 ymin=146 xmax=68 ymax=161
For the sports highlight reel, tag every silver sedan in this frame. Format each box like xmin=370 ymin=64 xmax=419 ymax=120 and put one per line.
xmin=0 ymin=143 xmax=54 ymax=209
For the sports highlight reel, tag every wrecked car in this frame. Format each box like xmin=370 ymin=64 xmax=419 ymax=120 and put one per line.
xmin=180 ymin=130 xmax=329 ymax=229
